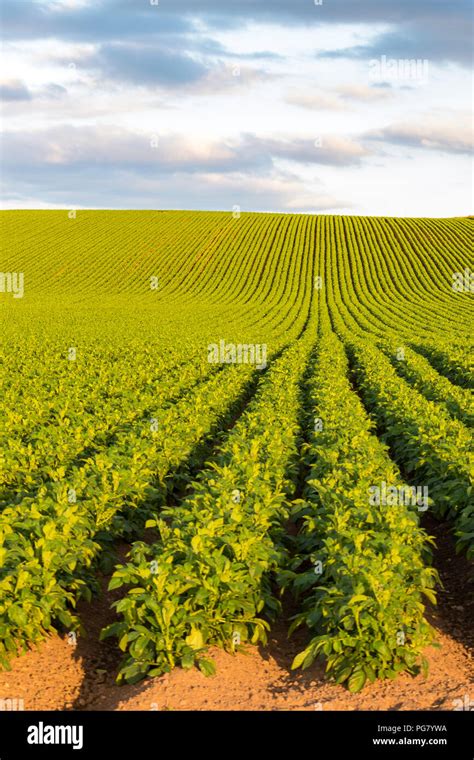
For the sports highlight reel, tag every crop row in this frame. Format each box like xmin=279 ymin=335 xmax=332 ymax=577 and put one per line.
xmin=0 ymin=360 xmax=263 ymax=667
xmin=101 ymin=318 xmax=317 ymax=683
xmin=282 ymin=323 xmax=437 ymax=691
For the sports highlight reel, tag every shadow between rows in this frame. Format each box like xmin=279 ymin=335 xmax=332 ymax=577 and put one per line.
xmin=68 ymin=344 xmax=291 ymax=710
xmin=340 ymin=340 xmax=474 ymax=656
xmin=411 ymin=343 xmax=473 ymax=390
xmin=3 ymin=357 xmax=220 ymax=511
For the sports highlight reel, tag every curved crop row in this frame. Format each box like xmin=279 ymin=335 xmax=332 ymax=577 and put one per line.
xmin=345 ymin=340 xmax=473 ymax=558
xmin=283 ymin=325 xmax=437 ymax=691
xmin=0 ymin=361 xmax=261 ymax=667
xmin=101 ymin=318 xmax=317 ymax=683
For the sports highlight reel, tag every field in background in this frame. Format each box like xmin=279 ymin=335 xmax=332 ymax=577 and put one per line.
xmin=0 ymin=211 xmax=472 ymax=704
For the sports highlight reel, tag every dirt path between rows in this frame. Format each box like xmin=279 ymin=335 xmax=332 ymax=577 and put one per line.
xmin=1 ymin=519 xmax=472 ymax=712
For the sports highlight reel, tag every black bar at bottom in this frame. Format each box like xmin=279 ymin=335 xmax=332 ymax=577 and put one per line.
xmin=0 ymin=710 xmax=472 ymax=758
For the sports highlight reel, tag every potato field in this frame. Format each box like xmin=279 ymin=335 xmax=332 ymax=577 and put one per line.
xmin=0 ymin=210 xmax=472 ymax=697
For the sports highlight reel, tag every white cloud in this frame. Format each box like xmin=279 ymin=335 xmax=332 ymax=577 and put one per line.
xmin=0 ymin=2 xmax=471 ymax=215
xmin=0 ymin=79 xmax=32 ymax=101
xmin=367 ymin=114 xmax=473 ymax=154
xmin=336 ymin=84 xmax=393 ymax=102
xmin=2 ymin=126 xmax=370 ymax=171
xmin=285 ymin=84 xmax=392 ymax=112
xmin=285 ymin=90 xmax=346 ymax=111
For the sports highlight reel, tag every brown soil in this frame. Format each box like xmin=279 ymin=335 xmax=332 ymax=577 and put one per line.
xmin=1 ymin=520 xmax=472 ymax=712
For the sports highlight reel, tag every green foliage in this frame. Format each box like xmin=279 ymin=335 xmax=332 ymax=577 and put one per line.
xmin=285 ymin=325 xmax=438 ymax=686
xmin=0 ymin=210 xmax=471 ymax=691
xmin=103 ymin=329 xmax=316 ymax=683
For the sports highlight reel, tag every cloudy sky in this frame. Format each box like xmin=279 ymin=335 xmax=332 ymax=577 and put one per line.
xmin=1 ymin=0 xmax=472 ymax=215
